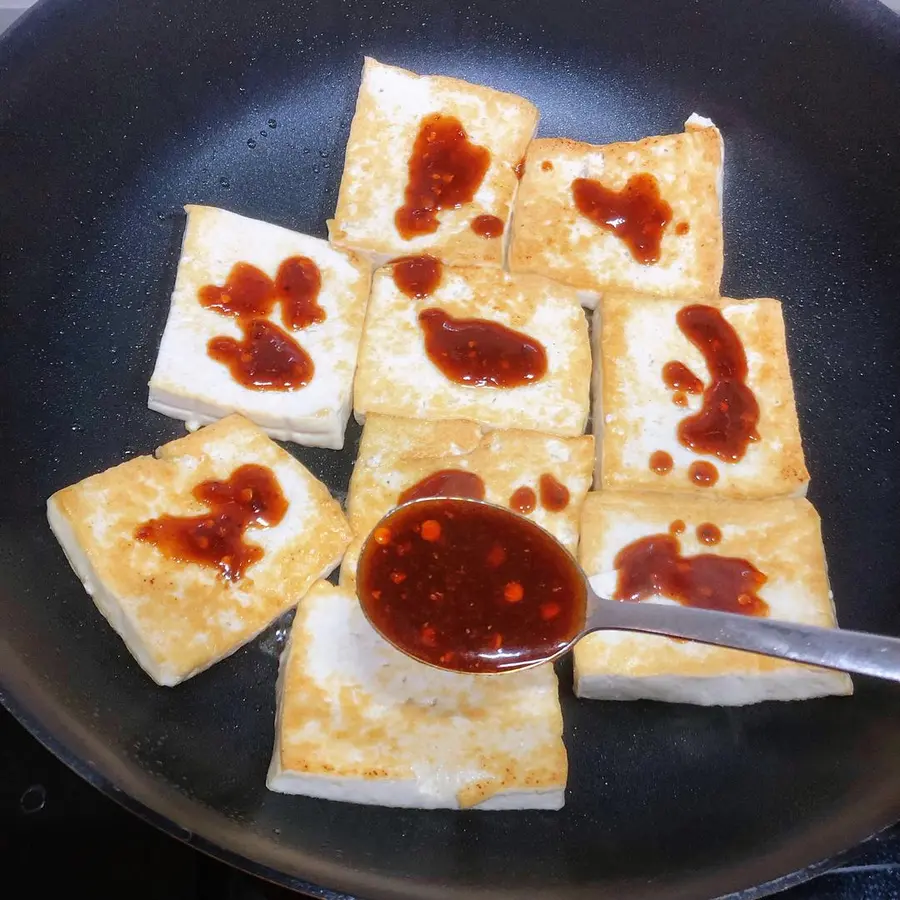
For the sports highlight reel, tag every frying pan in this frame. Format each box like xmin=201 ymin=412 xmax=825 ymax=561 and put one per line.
xmin=1 ymin=0 xmax=899 ymax=897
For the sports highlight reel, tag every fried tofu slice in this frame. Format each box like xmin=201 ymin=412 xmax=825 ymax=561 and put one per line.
xmin=353 ymin=264 xmax=591 ymax=436
xmin=593 ymin=293 xmax=809 ymax=499
xmin=47 ymin=415 xmax=351 ymax=685
xmin=267 ymin=581 xmax=567 ymax=809
xmin=328 ymin=57 xmax=538 ymax=267
xmin=149 ymin=205 xmax=372 ymax=449
xmin=510 ymin=115 xmax=723 ymax=306
xmin=574 ymin=492 xmax=853 ymax=705
xmin=340 ymin=414 xmax=594 ymax=585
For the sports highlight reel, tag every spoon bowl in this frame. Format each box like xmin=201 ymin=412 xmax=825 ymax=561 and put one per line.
xmin=357 ymin=496 xmax=587 ymax=672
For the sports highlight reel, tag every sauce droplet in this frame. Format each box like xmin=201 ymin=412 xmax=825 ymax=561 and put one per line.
xmin=541 ymin=160 xmax=554 ymax=172
xmin=397 ymin=469 xmax=486 ymax=505
xmin=419 ymin=308 xmax=548 ymax=388
xmin=613 ymin=532 xmax=768 ymax=616
xmin=675 ymin=305 xmax=761 ymax=462
xmin=675 ymin=221 xmax=690 ymax=236
xmin=572 ymin=173 xmax=672 ymax=264
xmin=207 ymin=319 xmax=314 ymax=391
xmin=357 ymin=498 xmax=586 ymax=672
xmin=672 ymin=391 xmax=689 ymax=408
xmin=470 ymin=214 xmax=504 ymax=239
xmin=662 ymin=360 xmax=703 ymax=395
xmin=391 ymin=255 xmax=443 ymax=299
xmin=688 ymin=460 xmax=719 ymax=487
xmin=395 ymin=113 xmax=491 ymax=239
xmin=669 ymin=519 xmax=686 ymax=535
xmin=514 ymin=157 xmax=526 ymax=180
xmin=539 ymin=473 xmax=570 ymax=511
xmin=649 ymin=450 xmax=674 ymax=476
xmin=510 ymin=485 xmax=537 ymax=514
xmin=134 ymin=464 xmax=288 ymax=580
xmin=697 ymin=523 xmax=722 ymax=545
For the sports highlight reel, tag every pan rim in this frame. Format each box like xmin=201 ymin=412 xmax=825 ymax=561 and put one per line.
xmin=3 ymin=0 xmax=900 ymax=897
xmin=2 ymin=675 xmax=897 ymax=900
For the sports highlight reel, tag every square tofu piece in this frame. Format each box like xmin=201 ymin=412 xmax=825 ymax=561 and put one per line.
xmin=149 ymin=205 xmax=372 ymax=450
xmin=268 ymin=581 xmax=567 ymax=809
xmin=340 ymin=414 xmax=594 ymax=584
xmin=574 ymin=492 xmax=853 ymax=705
xmin=594 ymin=294 xmax=809 ymax=499
xmin=328 ymin=57 xmax=538 ymax=267
xmin=353 ymin=265 xmax=591 ymax=435
xmin=47 ymin=415 xmax=351 ymax=686
xmin=509 ymin=115 xmax=723 ymax=306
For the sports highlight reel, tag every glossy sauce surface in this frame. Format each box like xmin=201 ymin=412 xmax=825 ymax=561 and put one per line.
xmin=613 ymin=532 xmax=768 ymax=616
xmin=688 ymin=460 xmax=719 ymax=487
xmin=572 ymin=173 xmax=672 ymax=264
xmin=697 ymin=523 xmax=722 ymax=545
xmin=207 ymin=319 xmax=314 ymax=391
xmin=395 ymin=114 xmax=490 ymax=239
xmin=198 ymin=257 xmax=325 ymax=330
xmin=509 ymin=486 xmax=537 ymax=514
xmin=419 ymin=308 xmax=548 ymax=388
xmin=357 ymin=498 xmax=586 ymax=673
xmin=471 ymin=214 xmax=504 ymax=238
xmin=649 ymin=450 xmax=674 ymax=476
xmin=391 ymin=255 xmax=443 ymax=299
xmin=134 ymin=464 xmax=287 ymax=581
xmin=539 ymin=473 xmax=570 ymax=511
xmin=514 ymin=157 xmax=526 ymax=180
xmin=397 ymin=469 xmax=486 ymax=505
xmin=675 ymin=305 xmax=761 ymax=462
xmin=662 ymin=360 xmax=703 ymax=395
xmin=669 ymin=519 xmax=686 ymax=536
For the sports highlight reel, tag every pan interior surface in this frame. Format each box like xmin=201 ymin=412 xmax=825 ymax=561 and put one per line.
xmin=1 ymin=1 xmax=900 ymax=898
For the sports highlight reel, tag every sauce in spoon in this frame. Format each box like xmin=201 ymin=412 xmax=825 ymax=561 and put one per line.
xmin=357 ymin=497 xmax=586 ymax=672
xmin=357 ymin=499 xmax=900 ymax=684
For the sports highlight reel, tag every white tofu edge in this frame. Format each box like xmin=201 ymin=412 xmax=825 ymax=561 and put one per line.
xmin=574 ymin=669 xmax=853 ymax=706
xmin=47 ymin=497 xmax=181 ymax=686
xmin=147 ymin=391 xmax=348 ymax=451
xmin=577 ymin=288 xmax=602 ymax=311
xmin=685 ymin=112 xmax=724 ymax=217
xmin=590 ymin=303 xmax=604 ymax=486
xmin=47 ymin=497 xmax=344 ymax=686
xmin=326 ymin=220 xmax=394 ymax=269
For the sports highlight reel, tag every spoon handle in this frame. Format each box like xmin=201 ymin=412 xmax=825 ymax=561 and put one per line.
xmin=586 ymin=593 xmax=900 ymax=682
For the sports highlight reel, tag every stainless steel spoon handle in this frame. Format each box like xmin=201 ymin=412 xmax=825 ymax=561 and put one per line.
xmin=585 ymin=593 xmax=900 ymax=682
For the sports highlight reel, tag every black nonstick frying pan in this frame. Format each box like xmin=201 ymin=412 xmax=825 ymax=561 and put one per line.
xmin=2 ymin=1 xmax=900 ymax=897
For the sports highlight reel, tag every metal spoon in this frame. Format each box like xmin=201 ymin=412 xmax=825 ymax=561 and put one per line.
xmin=356 ymin=497 xmax=900 ymax=681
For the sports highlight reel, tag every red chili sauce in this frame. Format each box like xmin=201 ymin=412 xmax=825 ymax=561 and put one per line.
xmin=134 ymin=464 xmax=287 ymax=581
xmin=395 ymin=114 xmax=490 ymax=239
xmin=419 ymin=308 xmax=547 ymax=388
xmin=357 ymin=498 xmax=586 ymax=673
